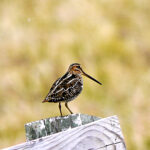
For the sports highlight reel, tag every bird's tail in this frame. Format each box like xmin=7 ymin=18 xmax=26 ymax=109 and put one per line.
xmin=42 ymin=98 xmax=49 ymax=103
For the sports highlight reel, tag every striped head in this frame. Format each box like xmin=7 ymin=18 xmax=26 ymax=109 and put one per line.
xmin=68 ymin=63 xmax=82 ymax=75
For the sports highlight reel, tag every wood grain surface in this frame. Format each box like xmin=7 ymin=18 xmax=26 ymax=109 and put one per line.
xmin=4 ymin=115 xmax=126 ymax=150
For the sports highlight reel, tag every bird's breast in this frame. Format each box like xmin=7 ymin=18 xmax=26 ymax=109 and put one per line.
xmin=63 ymin=74 xmax=83 ymax=101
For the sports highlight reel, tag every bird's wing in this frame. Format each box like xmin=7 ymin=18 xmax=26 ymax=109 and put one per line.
xmin=49 ymin=78 xmax=61 ymax=93
xmin=43 ymin=72 xmax=69 ymax=102
xmin=49 ymin=75 xmax=83 ymax=102
xmin=43 ymin=77 xmax=61 ymax=102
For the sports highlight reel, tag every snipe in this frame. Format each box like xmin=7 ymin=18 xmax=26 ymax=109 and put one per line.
xmin=42 ymin=63 xmax=102 ymax=116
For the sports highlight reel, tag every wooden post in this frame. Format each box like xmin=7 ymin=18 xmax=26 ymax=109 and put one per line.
xmin=25 ymin=113 xmax=100 ymax=141
xmin=4 ymin=114 xmax=126 ymax=150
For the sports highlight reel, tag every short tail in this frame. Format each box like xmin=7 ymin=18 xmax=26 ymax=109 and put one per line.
xmin=42 ymin=98 xmax=49 ymax=103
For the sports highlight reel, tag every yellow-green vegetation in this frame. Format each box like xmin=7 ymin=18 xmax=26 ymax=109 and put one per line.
xmin=0 ymin=0 xmax=150 ymax=149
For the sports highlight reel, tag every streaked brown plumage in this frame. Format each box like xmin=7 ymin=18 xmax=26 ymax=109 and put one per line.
xmin=42 ymin=63 xmax=102 ymax=116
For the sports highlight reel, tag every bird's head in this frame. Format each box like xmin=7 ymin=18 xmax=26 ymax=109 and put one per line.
xmin=68 ymin=63 xmax=82 ymax=75
xmin=68 ymin=63 xmax=102 ymax=85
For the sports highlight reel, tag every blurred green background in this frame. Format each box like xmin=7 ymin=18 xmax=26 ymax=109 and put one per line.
xmin=0 ymin=0 xmax=150 ymax=149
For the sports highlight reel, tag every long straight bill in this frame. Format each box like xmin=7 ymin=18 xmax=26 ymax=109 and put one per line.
xmin=82 ymin=71 xmax=102 ymax=85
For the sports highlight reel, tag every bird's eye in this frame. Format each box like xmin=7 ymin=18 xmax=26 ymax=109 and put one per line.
xmin=74 ymin=66 xmax=81 ymax=71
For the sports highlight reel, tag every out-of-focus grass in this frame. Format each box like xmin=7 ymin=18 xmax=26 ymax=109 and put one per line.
xmin=0 ymin=0 xmax=150 ymax=149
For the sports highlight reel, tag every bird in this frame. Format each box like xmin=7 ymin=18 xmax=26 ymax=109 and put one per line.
xmin=42 ymin=63 xmax=102 ymax=116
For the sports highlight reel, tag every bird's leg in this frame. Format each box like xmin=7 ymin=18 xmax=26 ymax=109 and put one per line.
xmin=59 ymin=102 xmax=63 ymax=117
xmin=65 ymin=102 xmax=73 ymax=114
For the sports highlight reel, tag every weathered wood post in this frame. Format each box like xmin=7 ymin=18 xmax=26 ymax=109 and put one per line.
xmin=4 ymin=114 xmax=126 ymax=150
